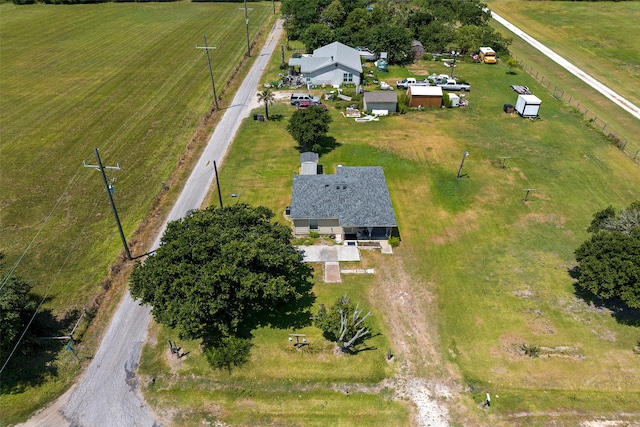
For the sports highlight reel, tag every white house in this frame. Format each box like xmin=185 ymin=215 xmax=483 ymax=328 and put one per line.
xmin=289 ymin=42 xmax=363 ymax=89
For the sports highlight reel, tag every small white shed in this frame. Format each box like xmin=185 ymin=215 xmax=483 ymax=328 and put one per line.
xmin=300 ymin=152 xmax=319 ymax=175
xmin=448 ymin=93 xmax=460 ymax=107
xmin=515 ymin=94 xmax=541 ymax=118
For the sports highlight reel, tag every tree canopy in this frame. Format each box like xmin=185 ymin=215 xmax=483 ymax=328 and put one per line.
xmin=282 ymin=0 xmax=511 ymax=61
xmin=286 ymin=106 xmax=332 ymax=152
xmin=575 ymin=202 xmax=640 ymax=308
xmin=130 ymin=204 xmax=314 ymax=342
xmin=0 ymin=270 xmax=39 ymax=359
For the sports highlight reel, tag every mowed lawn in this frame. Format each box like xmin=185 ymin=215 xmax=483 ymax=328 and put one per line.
xmin=138 ymin=52 xmax=640 ymax=424
xmin=0 ymin=2 xmax=273 ymax=424
xmin=0 ymin=1 xmax=272 ymax=312
xmin=487 ymin=0 xmax=640 ymax=156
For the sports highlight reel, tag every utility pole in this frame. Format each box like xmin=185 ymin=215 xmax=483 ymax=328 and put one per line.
xmin=457 ymin=150 xmax=469 ymax=178
xmin=523 ymin=188 xmax=536 ymax=202
xmin=213 ymin=160 xmax=223 ymax=208
xmin=84 ymin=148 xmax=132 ymax=260
xmin=196 ymin=35 xmax=218 ymax=110
xmin=240 ymin=0 xmax=253 ymax=57
xmin=450 ymin=51 xmax=459 ymax=79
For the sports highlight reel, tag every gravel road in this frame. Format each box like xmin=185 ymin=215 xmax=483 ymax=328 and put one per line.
xmin=491 ymin=11 xmax=640 ymax=121
xmin=20 ymin=19 xmax=284 ymax=427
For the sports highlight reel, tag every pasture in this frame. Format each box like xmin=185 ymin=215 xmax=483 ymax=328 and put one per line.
xmin=137 ymin=49 xmax=640 ymax=425
xmin=0 ymin=2 xmax=274 ymax=424
xmin=487 ymin=0 xmax=640 ymax=161
xmin=2 ymin=2 xmax=640 ymax=425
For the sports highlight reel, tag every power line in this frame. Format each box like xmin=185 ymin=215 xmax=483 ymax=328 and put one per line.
xmin=239 ymin=0 xmax=253 ymax=57
xmin=196 ymin=35 xmax=219 ymax=110
xmin=84 ymin=148 xmax=132 ymax=260
xmin=0 ymin=192 xmax=103 ymax=373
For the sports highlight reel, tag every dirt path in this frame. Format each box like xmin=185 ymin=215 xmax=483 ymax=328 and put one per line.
xmin=366 ymin=252 xmax=463 ymax=426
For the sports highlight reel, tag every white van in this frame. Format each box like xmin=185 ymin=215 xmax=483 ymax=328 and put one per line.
xmin=290 ymin=93 xmax=320 ymax=106
xmin=479 ymin=47 xmax=496 ymax=64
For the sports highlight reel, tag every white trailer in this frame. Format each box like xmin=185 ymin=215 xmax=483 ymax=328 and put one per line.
xmin=515 ymin=94 xmax=541 ymax=118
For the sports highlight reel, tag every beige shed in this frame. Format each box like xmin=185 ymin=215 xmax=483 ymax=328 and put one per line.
xmin=407 ymin=86 xmax=443 ymax=108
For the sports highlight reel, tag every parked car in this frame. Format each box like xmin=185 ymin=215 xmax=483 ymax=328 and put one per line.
xmin=396 ymin=78 xmax=430 ymax=89
xmin=290 ymin=93 xmax=321 ymax=105
xmin=297 ymin=101 xmax=327 ymax=110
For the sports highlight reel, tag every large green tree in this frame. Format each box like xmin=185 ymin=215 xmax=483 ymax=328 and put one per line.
xmin=368 ymin=22 xmax=414 ymax=64
xmin=0 ymin=270 xmax=39 ymax=358
xmin=282 ymin=0 xmax=321 ymax=39
xmin=575 ymin=202 xmax=640 ymax=308
xmin=301 ymin=24 xmax=335 ymax=52
xmin=286 ymin=106 xmax=332 ymax=151
xmin=130 ymin=204 xmax=314 ymax=342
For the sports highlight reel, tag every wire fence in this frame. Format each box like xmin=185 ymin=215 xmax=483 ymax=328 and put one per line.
xmin=514 ymin=56 xmax=640 ymax=164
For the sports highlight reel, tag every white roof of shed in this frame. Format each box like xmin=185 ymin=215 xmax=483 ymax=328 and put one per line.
xmin=408 ymin=86 xmax=443 ymax=96
xmin=518 ymin=94 xmax=542 ymax=103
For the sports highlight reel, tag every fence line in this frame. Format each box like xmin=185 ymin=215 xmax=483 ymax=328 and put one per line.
xmin=513 ymin=56 xmax=639 ymax=163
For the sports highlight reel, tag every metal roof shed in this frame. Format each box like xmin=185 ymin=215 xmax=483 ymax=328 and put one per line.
xmin=407 ymin=86 xmax=443 ymax=108
xmin=515 ymin=94 xmax=541 ymax=118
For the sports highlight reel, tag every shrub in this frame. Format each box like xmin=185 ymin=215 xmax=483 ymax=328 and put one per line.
xmin=443 ymin=93 xmax=452 ymax=108
xmin=521 ymin=343 xmax=540 ymax=358
xmin=388 ymin=236 xmax=400 ymax=247
xmin=204 ymin=336 xmax=253 ymax=371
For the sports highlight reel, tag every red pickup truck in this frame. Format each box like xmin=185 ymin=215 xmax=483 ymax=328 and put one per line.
xmin=296 ymin=101 xmax=327 ymax=110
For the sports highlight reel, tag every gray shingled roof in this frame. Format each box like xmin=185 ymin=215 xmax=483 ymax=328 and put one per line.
xmin=290 ymin=166 xmax=397 ymax=227
xmin=292 ymin=42 xmax=363 ymax=74
xmin=364 ymin=91 xmax=398 ymax=103
xmin=313 ymin=42 xmax=363 ymax=73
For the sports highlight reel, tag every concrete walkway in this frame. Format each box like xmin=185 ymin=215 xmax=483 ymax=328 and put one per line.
xmin=296 ymin=245 xmax=361 ymax=262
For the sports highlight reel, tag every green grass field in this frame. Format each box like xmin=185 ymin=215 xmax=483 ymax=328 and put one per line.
xmin=0 ymin=2 xmax=273 ymax=424
xmin=137 ymin=49 xmax=640 ymax=424
xmin=486 ymin=0 xmax=640 ymax=160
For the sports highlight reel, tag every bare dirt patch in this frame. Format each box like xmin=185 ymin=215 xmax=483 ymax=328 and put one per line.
xmin=365 ymin=251 xmax=481 ymax=426
xmin=518 ymin=212 xmax=566 ymax=227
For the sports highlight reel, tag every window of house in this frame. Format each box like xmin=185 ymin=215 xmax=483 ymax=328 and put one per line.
xmin=309 ymin=219 xmax=319 ymax=230
xmin=343 ymin=73 xmax=353 ymax=83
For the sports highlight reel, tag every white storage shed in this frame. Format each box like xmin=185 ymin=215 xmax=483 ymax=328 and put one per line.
xmin=515 ymin=94 xmax=541 ymax=118
xmin=448 ymin=93 xmax=460 ymax=107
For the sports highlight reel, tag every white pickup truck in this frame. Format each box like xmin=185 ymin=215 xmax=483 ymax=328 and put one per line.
xmin=436 ymin=78 xmax=471 ymax=92
xmin=396 ymin=78 xmax=430 ymax=89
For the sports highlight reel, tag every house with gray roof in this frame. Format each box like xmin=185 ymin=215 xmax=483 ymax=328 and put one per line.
xmin=288 ymin=42 xmax=363 ymax=88
xmin=289 ymin=166 xmax=397 ymax=240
